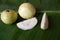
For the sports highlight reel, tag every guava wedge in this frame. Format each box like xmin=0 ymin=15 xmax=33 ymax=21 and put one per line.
xmin=41 ymin=12 xmax=48 ymax=30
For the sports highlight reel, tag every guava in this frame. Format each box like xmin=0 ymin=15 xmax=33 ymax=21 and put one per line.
xmin=17 ymin=17 xmax=38 ymax=30
xmin=1 ymin=9 xmax=18 ymax=24
xmin=41 ymin=12 xmax=48 ymax=30
xmin=18 ymin=3 xmax=36 ymax=19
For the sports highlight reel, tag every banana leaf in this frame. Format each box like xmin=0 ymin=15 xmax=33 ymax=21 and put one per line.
xmin=0 ymin=0 xmax=60 ymax=40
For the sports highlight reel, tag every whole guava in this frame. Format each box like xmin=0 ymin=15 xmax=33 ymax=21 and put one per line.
xmin=18 ymin=3 xmax=36 ymax=19
xmin=1 ymin=9 xmax=18 ymax=24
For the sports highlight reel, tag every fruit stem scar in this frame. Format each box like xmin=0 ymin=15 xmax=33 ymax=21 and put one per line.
xmin=6 ymin=10 xmax=10 ymax=12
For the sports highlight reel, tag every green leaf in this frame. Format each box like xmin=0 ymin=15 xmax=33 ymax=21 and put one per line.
xmin=0 ymin=0 xmax=60 ymax=40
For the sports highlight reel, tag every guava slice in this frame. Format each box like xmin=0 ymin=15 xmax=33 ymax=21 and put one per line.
xmin=17 ymin=17 xmax=38 ymax=30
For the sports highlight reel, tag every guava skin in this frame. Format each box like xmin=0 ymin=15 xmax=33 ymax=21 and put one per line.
xmin=1 ymin=10 xmax=18 ymax=24
xmin=18 ymin=3 xmax=36 ymax=19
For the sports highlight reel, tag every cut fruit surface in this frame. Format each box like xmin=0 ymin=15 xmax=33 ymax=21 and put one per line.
xmin=17 ymin=17 xmax=38 ymax=30
xmin=41 ymin=12 xmax=48 ymax=30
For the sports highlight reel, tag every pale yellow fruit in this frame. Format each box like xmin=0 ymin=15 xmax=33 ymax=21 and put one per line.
xmin=18 ymin=3 xmax=36 ymax=19
xmin=1 ymin=10 xmax=18 ymax=24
